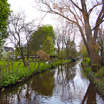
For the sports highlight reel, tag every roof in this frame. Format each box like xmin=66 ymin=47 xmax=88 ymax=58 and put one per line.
xmin=3 ymin=46 xmax=14 ymax=52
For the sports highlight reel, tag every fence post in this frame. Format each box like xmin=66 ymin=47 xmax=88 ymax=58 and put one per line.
xmin=8 ymin=63 xmax=10 ymax=74
xmin=34 ymin=62 xmax=36 ymax=72
xmin=0 ymin=68 xmax=1 ymax=79
xmin=6 ymin=64 xmax=8 ymax=75
xmin=17 ymin=62 xmax=21 ymax=75
xmin=1 ymin=65 xmax=5 ymax=80
xmin=26 ymin=61 xmax=29 ymax=79
xmin=11 ymin=61 xmax=14 ymax=73
xmin=0 ymin=65 xmax=3 ymax=80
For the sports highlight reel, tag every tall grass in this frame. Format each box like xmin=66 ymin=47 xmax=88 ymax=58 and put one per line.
xmin=0 ymin=59 xmax=71 ymax=88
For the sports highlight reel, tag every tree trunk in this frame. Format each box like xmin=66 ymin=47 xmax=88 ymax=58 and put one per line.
xmin=21 ymin=54 xmax=27 ymax=66
xmin=65 ymin=45 xmax=69 ymax=60
xmin=19 ymin=47 xmax=27 ymax=66
xmin=87 ymin=39 xmax=100 ymax=72
xmin=57 ymin=43 xmax=60 ymax=58
xmin=27 ymin=44 xmax=30 ymax=60
xmin=78 ymin=24 xmax=100 ymax=72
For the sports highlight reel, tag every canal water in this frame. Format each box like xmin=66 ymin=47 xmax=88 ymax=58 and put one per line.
xmin=0 ymin=61 xmax=104 ymax=104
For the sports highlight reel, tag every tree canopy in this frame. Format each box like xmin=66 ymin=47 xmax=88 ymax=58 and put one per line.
xmin=30 ymin=25 xmax=55 ymax=55
xmin=0 ymin=0 xmax=10 ymax=43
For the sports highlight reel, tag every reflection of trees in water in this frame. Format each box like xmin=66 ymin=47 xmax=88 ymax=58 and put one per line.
xmin=31 ymin=70 xmax=54 ymax=96
xmin=53 ymin=63 xmax=98 ymax=103
xmin=0 ymin=70 xmax=55 ymax=103
xmin=0 ymin=62 xmax=102 ymax=104
xmin=54 ymin=63 xmax=76 ymax=102
xmin=81 ymin=83 xmax=96 ymax=104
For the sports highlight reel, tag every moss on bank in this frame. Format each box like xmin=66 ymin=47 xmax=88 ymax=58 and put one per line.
xmin=81 ymin=58 xmax=104 ymax=97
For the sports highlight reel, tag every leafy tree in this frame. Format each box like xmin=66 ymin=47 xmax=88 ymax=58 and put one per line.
xmin=30 ymin=25 xmax=55 ymax=55
xmin=42 ymin=36 xmax=54 ymax=55
xmin=0 ymin=0 xmax=10 ymax=43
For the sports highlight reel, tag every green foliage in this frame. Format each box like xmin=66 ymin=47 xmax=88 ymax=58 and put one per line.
xmin=39 ymin=62 xmax=48 ymax=72
xmin=43 ymin=36 xmax=54 ymax=55
xmin=83 ymin=57 xmax=91 ymax=64
xmin=30 ymin=25 xmax=55 ymax=55
xmin=85 ymin=67 xmax=91 ymax=73
xmin=0 ymin=58 xmax=71 ymax=88
xmin=80 ymin=45 xmax=88 ymax=58
xmin=82 ymin=57 xmax=91 ymax=67
xmin=81 ymin=57 xmax=91 ymax=74
xmin=96 ymin=67 xmax=104 ymax=78
xmin=4 ymin=74 xmax=19 ymax=86
xmin=59 ymin=50 xmax=66 ymax=59
xmin=0 ymin=0 xmax=11 ymax=43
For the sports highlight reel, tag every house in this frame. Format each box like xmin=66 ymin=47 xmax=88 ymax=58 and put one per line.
xmin=1 ymin=46 xmax=14 ymax=59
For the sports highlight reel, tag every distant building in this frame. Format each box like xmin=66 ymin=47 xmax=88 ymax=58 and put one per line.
xmin=1 ymin=46 xmax=14 ymax=59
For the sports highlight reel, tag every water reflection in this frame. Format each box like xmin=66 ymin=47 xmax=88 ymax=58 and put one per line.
xmin=53 ymin=62 xmax=89 ymax=103
xmin=0 ymin=61 xmax=104 ymax=104
xmin=81 ymin=83 xmax=96 ymax=104
xmin=31 ymin=70 xmax=54 ymax=96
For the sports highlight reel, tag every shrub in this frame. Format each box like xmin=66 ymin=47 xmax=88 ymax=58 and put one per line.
xmin=96 ymin=67 xmax=104 ymax=78
xmin=37 ymin=50 xmax=50 ymax=61
xmin=4 ymin=74 xmax=19 ymax=86
xmin=83 ymin=57 xmax=90 ymax=64
xmin=59 ymin=50 xmax=66 ymax=59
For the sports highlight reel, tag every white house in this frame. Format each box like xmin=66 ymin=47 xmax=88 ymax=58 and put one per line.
xmin=1 ymin=46 xmax=14 ymax=59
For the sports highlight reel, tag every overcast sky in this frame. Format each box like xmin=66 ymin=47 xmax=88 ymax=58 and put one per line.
xmin=8 ymin=0 xmax=57 ymax=27
xmin=7 ymin=0 xmax=81 ymax=49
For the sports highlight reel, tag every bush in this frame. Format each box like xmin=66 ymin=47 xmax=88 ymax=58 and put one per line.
xmin=37 ymin=50 xmax=50 ymax=61
xmin=59 ymin=50 xmax=66 ymax=59
xmin=4 ymin=74 xmax=19 ymax=86
xmin=82 ymin=57 xmax=91 ymax=67
xmin=96 ymin=67 xmax=104 ymax=78
xmin=86 ymin=67 xmax=91 ymax=73
xmin=83 ymin=57 xmax=90 ymax=64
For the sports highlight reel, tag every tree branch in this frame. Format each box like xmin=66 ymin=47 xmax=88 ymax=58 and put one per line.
xmin=88 ymin=4 xmax=101 ymax=15
xmin=94 ymin=1 xmax=104 ymax=39
xmin=70 ymin=0 xmax=82 ymax=12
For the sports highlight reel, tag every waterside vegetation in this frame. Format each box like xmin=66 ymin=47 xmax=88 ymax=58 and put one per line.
xmin=81 ymin=57 xmax=104 ymax=97
xmin=0 ymin=59 xmax=71 ymax=91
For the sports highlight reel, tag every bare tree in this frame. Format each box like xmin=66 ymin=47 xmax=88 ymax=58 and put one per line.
xmin=55 ymin=27 xmax=63 ymax=58
xmin=55 ymin=18 xmax=77 ymax=59
xmin=8 ymin=13 xmax=36 ymax=66
xmin=97 ymin=25 xmax=104 ymax=65
xmin=24 ymin=21 xmax=38 ymax=60
xmin=37 ymin=0 xmax=104 ymax=71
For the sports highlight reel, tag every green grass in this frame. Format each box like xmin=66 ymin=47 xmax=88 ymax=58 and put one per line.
xmin=0 ymin=59 xmax=71 ymax=88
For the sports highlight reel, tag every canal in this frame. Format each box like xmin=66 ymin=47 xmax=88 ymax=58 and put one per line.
xmin=0 ymin=61 xmax=104 ymax=104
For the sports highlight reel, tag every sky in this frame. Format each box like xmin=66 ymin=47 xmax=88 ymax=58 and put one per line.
xmin=6 ymin=0 xmax=59 ymax=47
xmin=8 ymin=0 xmax=57 ymax=27
xmin=7 ymin=0 xmax=81 ymax=49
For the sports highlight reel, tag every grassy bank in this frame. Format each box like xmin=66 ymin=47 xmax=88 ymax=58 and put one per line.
xmin=0 ymin=59 xmax=71 ymax=91
xmin=81 ymin=58 xmax=104 ymax=97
